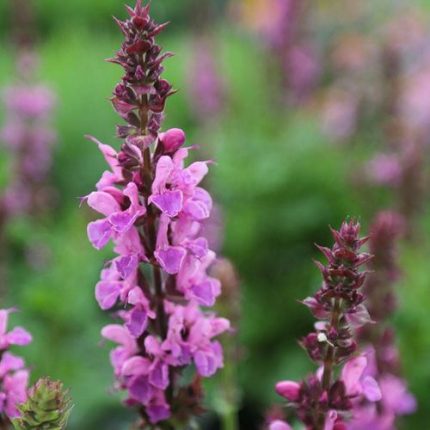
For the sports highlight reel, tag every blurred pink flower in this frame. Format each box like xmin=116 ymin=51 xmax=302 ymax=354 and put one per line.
xmin=321 ymin=88 xmax=359 ymax=141
xmin=366 ymin=154 xmax=402 ymax=187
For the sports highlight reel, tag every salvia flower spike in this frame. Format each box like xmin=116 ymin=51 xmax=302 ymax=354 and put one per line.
xmin=12 ymin=378 xmax=72 ymax=430
xmin=271 ymin=220 xmax=380 ymax=430
xmin=85 ymin=1 xmax=229 ymax=427
xmin=350 ymin=211 xmax=416 ymax=427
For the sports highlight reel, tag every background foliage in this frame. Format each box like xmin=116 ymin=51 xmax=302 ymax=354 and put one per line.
xmin=0 ymin=1 xmax=429 ymax=429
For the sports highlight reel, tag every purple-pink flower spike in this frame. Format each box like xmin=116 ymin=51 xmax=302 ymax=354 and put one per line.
xmin=349 ymin=212 xmax=416 ymax=428
xmin=188 ymin=37 xmax=225 ymax=122
xmin=0 ymin=309 xmax=32 ymax=426
xmin=272 ymin=220 xmax=380 ymax=429
xmin=86 ymin=2 xmax=229 ymax=427
xmin=0 ymin=79 xmax=57 ymax=217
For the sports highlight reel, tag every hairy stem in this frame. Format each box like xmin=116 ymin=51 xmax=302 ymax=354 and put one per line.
xmin=316 ymin=298 xmax=342 ymax=430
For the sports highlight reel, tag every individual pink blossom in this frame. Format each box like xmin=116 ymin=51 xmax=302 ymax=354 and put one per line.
xmin=347 ymin=348 xmax=416 ymax=429
xmin=341 ymin=355 xmax=381 ymax=402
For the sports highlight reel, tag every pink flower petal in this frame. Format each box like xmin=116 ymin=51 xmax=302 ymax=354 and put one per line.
xmin=270 ymin=420 xmax=292 ymax=430
xmin=126 ymin=308 xmax=149 ymax=337
xmin=87 ymin=219 xmax=112 ymax=249
xmin=362 ymin=376 xmax=382 ymax=402
xmin=341 ymin=355 xmax=367 ymax=396
xmin=150 ymin=190 xmax=183 ymax=217
xmin=6 ymin=327 xmax=32 ymax=346
xmin=155 ymin=246 xmax=186 ymax=275
xmin=95 ymin=281 xmax=122 ymax=310
xmin=87 ymin=191 xmax=121 ymax=216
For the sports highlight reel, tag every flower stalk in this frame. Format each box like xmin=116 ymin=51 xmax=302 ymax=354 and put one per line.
xmin=86 ymin=2 xmax=229 ymax=427
xmin=271 ymin=220 xmax=381 ymax=429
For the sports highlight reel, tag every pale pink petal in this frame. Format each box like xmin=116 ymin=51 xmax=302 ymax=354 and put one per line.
xmin=270 ymin=420 xmax=292 ymax=430
xmin=346 ymin=304 xmax=374 ymax=328
xmin=6 ymin=327 xmax=32 ymax=346
xmin=87 ymin=191 xmax=121 ymax=216
xmin=152 ymin=156 xmax=174 ymax=194
xmin=0 ymin=353 xmax=25 ymax=378
xmin=87 ymin=219 xmax=112 ymax=249
xmin=183 ymin=199 xmax=210 ymax=220
xmin=341 ymin=355 xmax=367 ymax=396
xmin=183 ymin=161 xmax=209 ymax=186
xmin=109 ymin=211 xmax=137 ymax=233
xmin=95 ymin=281 xmax=122 ymax=310
xmin=122 ymin=356 xmax=151 ymax=376
xmin=362 ymin=376 xmax=382 ymax=402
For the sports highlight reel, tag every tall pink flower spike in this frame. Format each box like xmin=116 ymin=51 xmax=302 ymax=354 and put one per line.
xmin=85 ymin=2 xmax=229 ymax=427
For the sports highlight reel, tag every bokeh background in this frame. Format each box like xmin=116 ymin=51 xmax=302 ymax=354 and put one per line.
xmin=0 ymin=0 xmax=430 ymax=428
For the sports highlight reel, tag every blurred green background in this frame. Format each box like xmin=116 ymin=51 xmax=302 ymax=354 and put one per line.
xmin=0 ymin=0 xmax=430 ymax=429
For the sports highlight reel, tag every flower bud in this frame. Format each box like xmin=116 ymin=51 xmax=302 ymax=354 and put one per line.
xmin=275 ymin=381 xmax=301 ymax=402
xmin=159 ymin=128 xmax=185 ymax=153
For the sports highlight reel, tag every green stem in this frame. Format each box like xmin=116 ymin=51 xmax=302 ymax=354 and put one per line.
xmin=220 ymin=352 xmax=239 ymax=430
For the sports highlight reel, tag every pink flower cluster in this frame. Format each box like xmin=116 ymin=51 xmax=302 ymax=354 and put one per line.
xmin=347 ymin=347 xmax=415 ymax=430
xmin=273 ymin=354 xmax=381 ymax=430
xmin=0 ymin=78 xmax=56 ymax=216
xmin=86 ymin=2 xmax=229 ymax=426
xmin=0 ymin=309 xmax=32 ymax=420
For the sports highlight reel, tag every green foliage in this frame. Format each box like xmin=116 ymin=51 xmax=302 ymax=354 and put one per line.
xmin=0 ymin=2 xmax=429 ymax=429
xmin=12 ymin=378 xmax=72 ymax=430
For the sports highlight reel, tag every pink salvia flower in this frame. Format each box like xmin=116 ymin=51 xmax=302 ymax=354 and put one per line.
xmin=86 ymin=2 xmax=229 ymax=427
xmin=271 ymin=221 xmax=378 ymax=428
xmin=0 ymin=310 xmax=32 ymax=420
